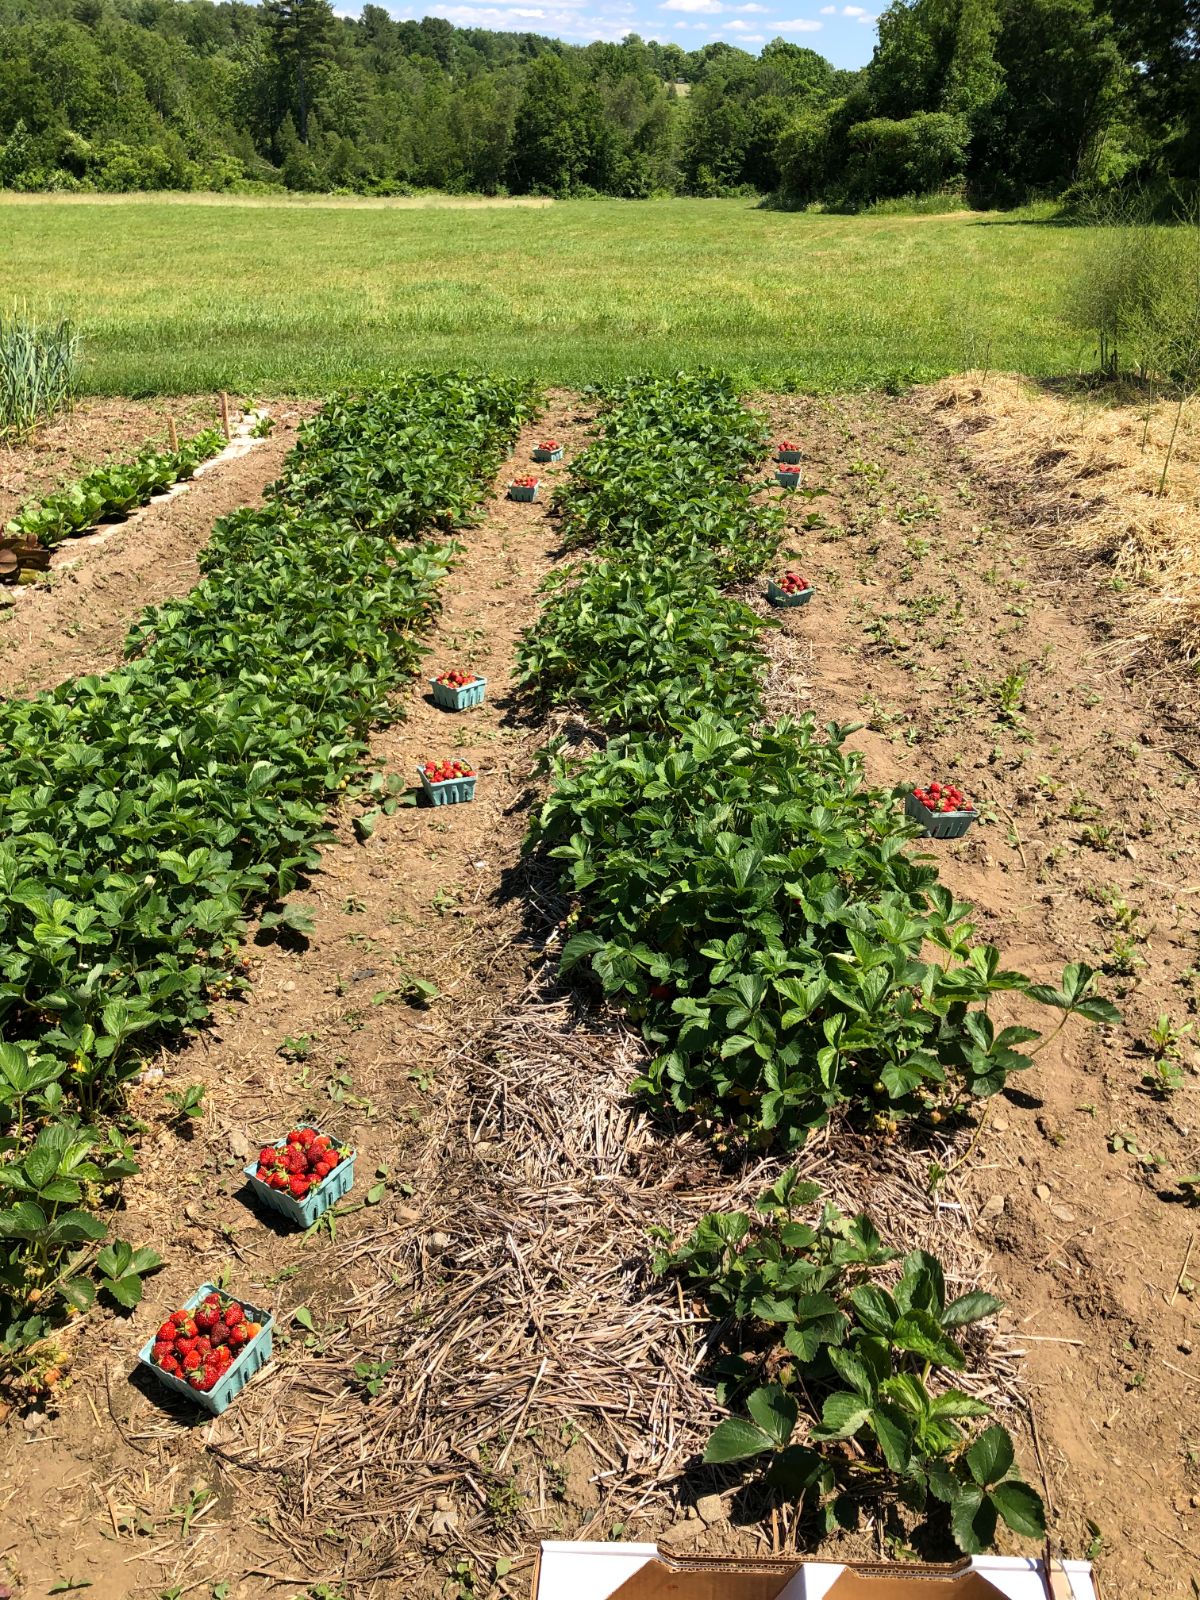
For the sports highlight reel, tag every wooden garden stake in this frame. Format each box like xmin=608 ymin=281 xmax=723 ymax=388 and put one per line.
xmin=219 ymin=392 xmax=231 ymax=440
xmin=167 ymin=416 xmax=178 ymax=452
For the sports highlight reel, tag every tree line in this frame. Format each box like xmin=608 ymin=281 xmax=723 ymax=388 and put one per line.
xmin=0 ymin=0 xmax=1192 ymax=207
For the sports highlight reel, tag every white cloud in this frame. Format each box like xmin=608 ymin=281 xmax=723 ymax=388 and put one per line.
xmin=661 ymin=0 xmax=724 ymax=11
xmin=855 ymin=10 xmax=876 ymax=19
xmin=842 ymin=4 xmax=866 ymax=12
xmin=774 ymin=15 xmax=822 ymax=26
xmin=818 ymin=3 xmax=835 ymax=9
xmin=727 ymin=17 xmax=747 ymax=25
xmin=732 ymin=4 xmax=769 ymax=11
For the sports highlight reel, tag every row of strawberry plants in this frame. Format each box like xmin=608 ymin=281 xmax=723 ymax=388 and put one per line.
xmin=518 ymin=374 xmax=1114 ymax=1551
xmin=5 ymin=426 xmax=226 ymax=546
xmin=0 ymin=372 xmax=537 ymax=1377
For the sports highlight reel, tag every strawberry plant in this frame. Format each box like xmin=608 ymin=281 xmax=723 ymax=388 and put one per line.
xmin=0 ymin=371 xmax=534 ymax=1373
xmin=533 ymin=713 xmax=1117 ymax=1141
xmin=655 ymin=1172 xmax=1045 ymax=1554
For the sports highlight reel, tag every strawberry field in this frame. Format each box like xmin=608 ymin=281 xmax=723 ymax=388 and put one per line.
xmin=0 ymin=372 xmax=1197 ymax=1600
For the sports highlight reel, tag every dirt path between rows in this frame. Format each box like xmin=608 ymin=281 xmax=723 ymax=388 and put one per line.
xmin=0 ymin=406 xmax=311 ymax=698
xmin=1 ymin=384 xmax=1196 ymax=1600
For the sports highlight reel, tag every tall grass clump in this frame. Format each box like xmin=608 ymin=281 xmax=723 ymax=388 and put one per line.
xmin=1065 ymin=200 xmax=1200 ymax=490
xmin=0 ymin=310 xmax=79 ymax=437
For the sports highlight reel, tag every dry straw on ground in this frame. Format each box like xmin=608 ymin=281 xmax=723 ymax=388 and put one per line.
xmin=918 ymin=373 xmax=1200 ymax=665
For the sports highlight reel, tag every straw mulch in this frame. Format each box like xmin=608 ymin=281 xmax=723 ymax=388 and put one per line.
xmin=917 ymin=373 xmax=1200 ymax=665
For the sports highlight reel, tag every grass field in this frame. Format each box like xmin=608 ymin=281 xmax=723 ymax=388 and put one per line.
xmin=0 ymin=194 xmax=1094 ymax=394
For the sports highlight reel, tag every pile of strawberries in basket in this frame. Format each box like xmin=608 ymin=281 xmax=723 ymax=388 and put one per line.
xmin=435 ymin=669 xmax=479 ymax=688
xmin=423 ymin=758 xmax=474 ymax=783
xmin=150 ymin=1293 xmax=263 ymax=1391
xmin=777 ymin=571 xmax=810 ymax=594
xmin=511 ymin=475 xmax=538 ymax=488
xmin=254 ymin=1127 xmax=346 ymax=1198
xmin=912 ymin=780 xmax=975 ymax=815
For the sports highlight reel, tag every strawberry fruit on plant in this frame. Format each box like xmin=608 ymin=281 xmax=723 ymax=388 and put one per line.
xmin=254 ymin=1128 xmax=348 ymax=1200
xmin=148 ymin=1291 xmax=263 ymax=1393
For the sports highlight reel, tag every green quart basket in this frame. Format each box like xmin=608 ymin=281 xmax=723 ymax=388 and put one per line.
xmin=766 ymin=579 xmax=814 ymax=608
xmin=905 ymin=791 xmax=978 ymax=840
xmin=243 ymin=1126 xmax=355 ymax=1229
xmin=430 ymin=675 xmax=487 ymax=711
xmin=138 ymin=1283 xmax=274 ymax=1417
xmin=776 ymin=448 xmax=802 ymax=464
xmin=508 ymin=483 xmax=539 ymax=502
xmin=532 ymin=445 xmax=564 ymax=462
xmin=776 ymin=467 xmax=803 ymax=487
xmin=419 ymin=766 xmax=477 ymax=805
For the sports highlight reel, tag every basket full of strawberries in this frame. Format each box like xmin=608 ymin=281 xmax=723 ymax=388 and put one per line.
xmin=776 ymin=462 xmax=803 ymax=487
xmin=419 ymin=758 xmax=476 ymax=806
xmin=244 ymin=1125 xmax=356 ymax=1228
xmin=430 ymin=668 xmax=487 ymax=712
xmin=508 ymin=475 xmax=539 ymax=502
xmin=138 ymin=1285 xmax=273 ymax=1415
xmin=532 ymin=439 xmax=564 ymax=463
xmin=776 ymin=440 xmax=802 ymax=465
xmin=766 ymin=571 xmax=813 ymax=608
xmin=906 ymin=781 xmax=978 ymax=840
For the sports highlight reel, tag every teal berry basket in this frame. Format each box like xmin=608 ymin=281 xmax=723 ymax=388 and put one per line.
xmin=508 ymin=482 xmax=539 ymax=502
xmin=418 ymin=766 xmax=477 ymax=805
xmin=776 ymin=448 xmax=802 ymax=464
xmin=905 ymin=791 xmax=978 ymax=840
xmin=776 ymin=467 xmax=803 ymax=487
xmin=138 ymin=1283 xmax=274 ymax=1417
xmin=430 ymin=674 xmax=487 ymax=712
xmin=243 ymin=1127 xmax=355 ymax=1229
xmin=532 ymin=445 xmax=564 ymax=462
xmin=766 ymin=579 xmax=814 ymax=608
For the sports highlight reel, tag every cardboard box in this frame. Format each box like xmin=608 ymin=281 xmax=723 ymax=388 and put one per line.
xmin=531 ymin=1543 xmax=1097 ymax=1600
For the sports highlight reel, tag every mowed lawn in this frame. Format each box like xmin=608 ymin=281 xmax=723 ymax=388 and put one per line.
xmin=0 ymin=194 xmax=1091 ymax=393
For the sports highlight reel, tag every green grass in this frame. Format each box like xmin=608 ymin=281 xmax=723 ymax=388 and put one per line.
xmin=0 ymin=194 xmax=1091 ymax=394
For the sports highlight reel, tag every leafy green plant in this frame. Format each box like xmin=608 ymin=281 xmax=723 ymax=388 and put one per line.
xmin=95 ymin=1239 xmax=163 ymax=1309
xmin=6 ymin=427 xmax=224 ymax=547
xmin=655 ymin=1174 xmax=1045 ymax=1554
xmin=0 ymin=310 xmax=77 ymax=438
xmin=164 ymin=1083 xmax=206 ymax=1123
xmin=0 ymin=371 xmax=535 ymax=1373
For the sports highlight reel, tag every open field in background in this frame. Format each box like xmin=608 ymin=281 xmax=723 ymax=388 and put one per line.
xmin=0 ymin=194 xmax=1090 ymax=395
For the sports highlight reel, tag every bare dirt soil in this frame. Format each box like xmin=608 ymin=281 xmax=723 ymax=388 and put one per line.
xmin=1 ymin=384 xmax=1197 ymax=1600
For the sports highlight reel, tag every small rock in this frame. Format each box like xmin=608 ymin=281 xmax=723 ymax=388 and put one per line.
xmin=282 ymin=981 xmax=296 ymax=992
xmin=991 ymin=1113 xmax=1009 ymax=1132
xmin=351 ymin=966 xmax=378 ymax=983
xmin=658 ymin=1522 xmax=695 ymax=1551
xmin=695 ymin=1493 xmax=726 ymax=1526
xmin=396 ymin=1206 xmax=421 ymax=1224
xmin=1180 ymin=1341 xmax=1193 ymax=1356
xmin=228 ymin=1130 xmax=251 ymax=1161
xmin=1034 ymin=1183 xmax=1052 ymax=1203
xmin=981 ymin=1194 xmax=1006 ymax=1221
xmin=1050 ymin=1203 xmax=1076 ymax=1224
xmin=22 ymin=1411 xmax=44 ymax=1434
xmin=434 ymin=1494 xmax=454 ymax=1511
xmin=428 ymin=1231 xmax=451 ymax=1251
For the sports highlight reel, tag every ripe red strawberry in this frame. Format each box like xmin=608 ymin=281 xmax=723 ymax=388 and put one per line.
xmin=157 ymin=1320 xmax=176 ymax=1342
xmin=258 ymin=1146 xmax=277 ymax=1166
xmin=182 ymin=1349 xmax=203 ymax=1373
xmin=195 ymin=1305 xmax=218 ymax=1332
xmin=298 ymin=1127 xmax=316 ymax=1146
xmin=152 ymin=1340 xmax=173 ymax=1363
xmin=228 ymin=1322 xmax=251 ymax=1348
xmin=289 ymin=1175 xmax=310 ymax=1198
xmin=214 ymin=1346 xmax=233 ymax=1370
xmin=223 ymin=1302 xmax=244 ymax=1327
xmin=174 ymin=1335 xmax=197 ymax=1357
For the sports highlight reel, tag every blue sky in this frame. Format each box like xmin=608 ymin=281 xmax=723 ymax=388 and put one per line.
xmin=345 ymin=2 xmax=879 ymax=72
